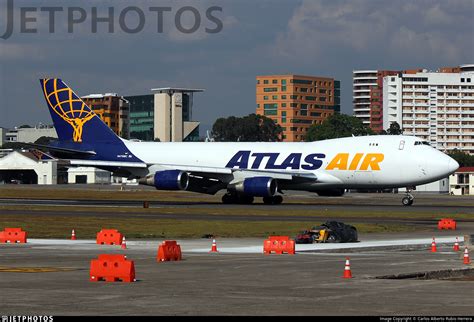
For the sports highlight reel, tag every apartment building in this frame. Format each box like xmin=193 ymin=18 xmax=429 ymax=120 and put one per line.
xmin=353 ymin=69 xmax=422 ymax=133
xmin=256 ymin=75 xmax=340 ymax=142
xmin=82 ymin=93 xmax=130 ymax=139
xmin=383 ymin=64 xmax=474 ymax=155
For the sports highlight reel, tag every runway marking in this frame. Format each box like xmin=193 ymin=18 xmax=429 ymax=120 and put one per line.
xmin=0 ymin=266 xmax=77 ymax=273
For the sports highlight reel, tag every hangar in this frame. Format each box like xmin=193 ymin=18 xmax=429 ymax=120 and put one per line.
xmin=0 ymin=150 xmax=61 ymax=185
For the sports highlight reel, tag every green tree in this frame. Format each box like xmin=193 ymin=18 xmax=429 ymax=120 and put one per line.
xmin=212 ymin=114 xmax=282 ymax=142
xmin=381 ymin=122 xmax=403 ymax=135
xmin=305 ymin=114 xmax=374 ymax=141
xmin=447 ymin=149 xmax=474 ymax=167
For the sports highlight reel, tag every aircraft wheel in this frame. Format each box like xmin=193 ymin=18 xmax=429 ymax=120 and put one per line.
xmin=273 ymin=195 xmax=283 ymax=205
xmin=238 ymin=195 xmax=254 ymax=204
xmin=263 ymin=196 xmax=283 ymax=205
xmin=402 ymin=197 xmax=413 ymax=206
xmin=222 ymin=193 xmax=238 ymax=204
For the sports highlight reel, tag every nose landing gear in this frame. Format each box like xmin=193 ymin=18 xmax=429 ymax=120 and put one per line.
xmin=402 ymin=189 xmax=414 ymax=206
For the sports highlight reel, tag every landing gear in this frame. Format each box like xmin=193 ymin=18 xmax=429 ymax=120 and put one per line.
xmin=402 ymin=189 xmax=414 ymax=206
xmin=222 ymin=192 xmax=254 ymax=204
xmin=222 ymin=192 xmax=283 ymax=205
xmin=263 ymin=195 xmax=283 ymax=205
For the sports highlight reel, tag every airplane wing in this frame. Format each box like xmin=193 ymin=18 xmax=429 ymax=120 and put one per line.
xmin=144 ymin=163 xmax=329 ymax=195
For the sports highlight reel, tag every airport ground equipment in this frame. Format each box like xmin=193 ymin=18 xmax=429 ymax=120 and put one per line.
xmin=438 ymin=218 xmax=456 ymax=230
xmin=90 ymin=254 xmax=136 ymax=282
xmin=295 ymin=221 xmax=358 ymax=244
xmin=0 ymin=228 xmax=27 ymax=243
xmin=96 ymin=229 xmax=124 ymax=245
xmin=157 ymin=241 xmax=182 ymax=262
xmin=263 ymin=236 xmax=295 ymax=255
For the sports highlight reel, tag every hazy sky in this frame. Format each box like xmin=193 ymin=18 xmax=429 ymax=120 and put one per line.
xmin=0 ymin=0 xmax=473 ymax=134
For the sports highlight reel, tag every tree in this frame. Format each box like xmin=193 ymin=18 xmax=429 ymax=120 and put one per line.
xmin=447 ymin=149 xmax=474 ymax=167
xmin=381 ymin=122 xmax=403 ymax=135
xmin=305 ymin=114 xmax=374 ymax=141
xmin=212 ymin=114 xmax=282 ymax=142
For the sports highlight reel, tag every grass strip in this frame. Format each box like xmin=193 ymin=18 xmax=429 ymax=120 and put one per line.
xmin=0 ymin=214 xmax=417 ymax=239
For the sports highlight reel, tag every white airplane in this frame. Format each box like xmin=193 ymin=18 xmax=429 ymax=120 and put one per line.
xmin=38 ymin=79 xmax=459 ymax=206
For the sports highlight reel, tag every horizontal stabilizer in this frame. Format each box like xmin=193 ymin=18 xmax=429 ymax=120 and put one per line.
xmin=20 ymin=142 xmax=96 ymax=157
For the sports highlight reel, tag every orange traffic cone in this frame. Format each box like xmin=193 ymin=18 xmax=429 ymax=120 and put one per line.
xmin=121 ymin=236 xmax=127 ymax=249
xmin=431 ymin=237 xmax=437 ymax=253
xmin=71 ymin=229 xmax=76 ymax=240
xmin=464 ymin=248 xmax=471 ymax=265
xmin=209 ymin=239 xmax=219 ymax=253
xmin=453 ymin=237 xmax=460 ymax=252
xmin=343 ymin=258 xmax=352 ymax=279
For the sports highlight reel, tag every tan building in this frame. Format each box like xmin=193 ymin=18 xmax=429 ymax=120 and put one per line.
xmin=256 ymin=75 xmax=340 ymax=142
xmin=151 ymin=88 xmax=203 ymax=142
xmin=449 ymin=167 xmax=474 ymax=195
xmin=82 ymin=93 xmax=130 ymax=139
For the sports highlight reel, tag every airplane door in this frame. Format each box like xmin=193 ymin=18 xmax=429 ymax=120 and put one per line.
xmin=399 ymin=140 xmax=405 ymax=150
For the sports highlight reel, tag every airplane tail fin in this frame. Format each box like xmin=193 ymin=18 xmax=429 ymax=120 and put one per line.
xmin=39 ymin=78 xmax=122 ymax=144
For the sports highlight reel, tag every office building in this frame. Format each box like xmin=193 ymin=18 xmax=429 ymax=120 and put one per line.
xmin=81 ymin=93 xmax=130 ymax=139
xmin=125 ymin=87 xmax=203 ymax=142
xmin=256 ymin=74 xmax=340 ymax=142
xmin=383 ymin=64 xmax=474 ymax=155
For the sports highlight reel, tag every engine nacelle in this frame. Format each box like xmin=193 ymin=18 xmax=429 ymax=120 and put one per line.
xmin=140 ymin=170 xmax=189 ymax=191
xmin=233 ymin=177 xmax=277 ymax=197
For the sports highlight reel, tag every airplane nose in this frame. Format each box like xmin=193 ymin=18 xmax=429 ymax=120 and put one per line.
xmin=448 ymin=158 xmax=459 ymax=174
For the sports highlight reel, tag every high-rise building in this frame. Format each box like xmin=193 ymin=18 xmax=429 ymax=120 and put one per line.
xmin=256 ymin=75 xmax=340 ymax=142
xmin=125 ymin=87 xmax=203 ymax=142
xmin=82 ymin=93 xmax=130 ymax=139
xmin=353 ymin=69 xmax=423 ymax=133
xmin=383 ymin=64 xmax=474 ymax=155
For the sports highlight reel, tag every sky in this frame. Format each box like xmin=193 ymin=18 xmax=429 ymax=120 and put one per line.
xmin=0 ymin=0 xmax=473 ymax=135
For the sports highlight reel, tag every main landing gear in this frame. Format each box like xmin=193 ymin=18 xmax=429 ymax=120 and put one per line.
xmin=402 ymin=189 xmax=414 ymax=206
xmin=221 ymin=192 xmax=283 ymax=205
xmin=263 ymin=195 xmax=283 ymax=205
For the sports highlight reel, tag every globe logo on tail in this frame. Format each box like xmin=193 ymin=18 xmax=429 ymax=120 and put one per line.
xmin=41 ymin=78 xmax=95 ymax=142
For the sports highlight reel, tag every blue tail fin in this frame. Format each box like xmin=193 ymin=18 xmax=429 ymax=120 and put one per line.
xmin=40 ymin=79 xmax=121 ymax=144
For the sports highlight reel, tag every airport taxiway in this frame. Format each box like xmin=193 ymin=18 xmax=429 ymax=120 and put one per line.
xmin=0 ymin=234 xmax=473 ymax=316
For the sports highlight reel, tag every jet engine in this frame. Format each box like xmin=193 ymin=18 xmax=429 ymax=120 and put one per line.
xmin=139 ymin=170 xmax=189 ymax=191
xmin=232 ymin=177 xmax=277 ymax=197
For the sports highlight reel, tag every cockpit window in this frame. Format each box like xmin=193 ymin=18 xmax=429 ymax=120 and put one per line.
xmin=414 ymin=141 xmax=431 ymax=146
